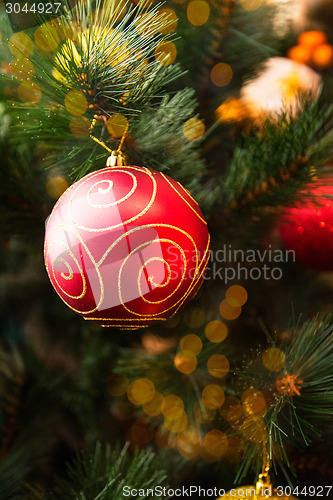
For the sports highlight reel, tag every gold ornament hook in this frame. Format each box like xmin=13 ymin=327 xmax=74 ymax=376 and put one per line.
xmin=89 ymin=115 xmax=129 ymax=166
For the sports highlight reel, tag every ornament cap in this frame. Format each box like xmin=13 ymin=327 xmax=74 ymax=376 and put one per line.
xmin=106 ymin=150 xmax=128 ymax=167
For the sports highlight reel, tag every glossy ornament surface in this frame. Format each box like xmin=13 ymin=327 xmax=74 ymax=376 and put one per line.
xmin=44 ymin=166 xmax=210 ymax=329
xmin=279 ymin=180 xmax=333 ymax=271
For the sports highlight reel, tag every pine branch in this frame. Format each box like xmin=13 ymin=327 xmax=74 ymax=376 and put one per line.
xmin=35 ymin=442 xmax=171 ymax=500
xmin=219 ymin=89 xmax=333 ymax=210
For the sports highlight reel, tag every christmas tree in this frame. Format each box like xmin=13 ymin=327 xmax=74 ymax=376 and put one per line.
xmin=1 ymin=0 xmax=333 ymax=498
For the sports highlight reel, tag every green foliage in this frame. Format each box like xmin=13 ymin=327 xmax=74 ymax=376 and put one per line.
xmin=220 ymin=90 xmax=333 ymax=209
xmin=41 ymin=443 xmax=171 ymax=500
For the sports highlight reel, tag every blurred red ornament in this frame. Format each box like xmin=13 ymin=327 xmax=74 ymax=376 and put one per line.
xmin=279 ymin=180 xmax=333 ymax=271
xmin=44 ymin=166 xmax=210 ymax=329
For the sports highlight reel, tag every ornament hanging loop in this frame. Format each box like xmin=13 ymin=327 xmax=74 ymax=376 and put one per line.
xmin=106 ymin=150 xmax=127 ymax=167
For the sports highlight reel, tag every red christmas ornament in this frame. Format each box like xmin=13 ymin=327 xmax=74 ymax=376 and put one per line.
xmin=279 ymin=180 xmax=333 ymax=271
xmin=44 ymin=166 xmax=210 ymax=329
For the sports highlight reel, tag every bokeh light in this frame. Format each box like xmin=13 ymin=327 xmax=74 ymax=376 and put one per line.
xmin=34 ymin=21 xmax=61 ymax=52
xmin=164 ymin=411 xmax=188 ymax=433
xmin=131 ymin=378 xmax=155 ymax=405
xmin=193 ymin=401 xmax=216 ymax=424
xmin=161 ymin=395 xmax=184 ymax=420
xmin=18 ymin=82 xmax=42 ymax=104
xmin=216 ymin=97 xmax=251 ymax=123
xmin=202 ymin=384 xmax=225 ymax=410
xmin=174 ymin=351 xmax=197 ymax=374
xmin=219 ymin=299 xmax=241 ymax=320
xmin=211 ymin=63 xmax=233 ymax=87
xmin=183 ymin=118 xmax=205 ymax=141
xmin=158 ymin=9 xmax=178 ymax=34
xmin=46 ymin=176 xmax=69 ymax=200
xmin=313 ymin=44 xmax=333 ymax=68
xmin=10 ymin=57 xmax=34 ymax=81
xmin=202 ymin=430 xmax=228 ymax=461
xmin=226 ymin=285 xmax=248 ymax=307
xmin=8 ymin=32 xmax=34 ymax=57
xmin=177 ymin=426 xmax=201 ymax=460
xmin=155 ymin=41 xmax=177 ymax=66
xmin=106 ymin=114 xmax=129 ymax=138
xmin=207 ymin=354 xmax=230 ymax=378
xmin=240 ymin=0 xmax=264 ymax=11
xmin=187 ymin=1 xmax=210 ymax=26
xmin=298 ymin=30 xmax=327 ymax=49
xmin=242 ymin=388 xmax=267 ymax=417
xmin=180 ymin=334 xmax=202 ymax=355
xmin=262 ymin=347 xmax=286 ymax=371
xmin=219 ymin=396 xmax=243 ymax=425
xmin=65 ymin=90 xmax=88 ymax=116
xmin=70 ymin=116 xmax=91 ymax=137
xmin=183 ymin=306 xmax=206 ymax=328
xmin=143 ymin=391 xmax=164 ymax=416
xmin=205 ymin=320 xmax=228 ymax=343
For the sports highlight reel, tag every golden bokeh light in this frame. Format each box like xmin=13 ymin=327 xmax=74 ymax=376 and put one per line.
xmin=211 ymin=63 xmax=233 ymax=87
xmin=241 ymin=417 xmax=267 ymax=442
xmin=298 ymin=30 xmax=327 ymax=49
xmin=187 ymin=1 xmax=210 ymax=26
xmin=183 ymin=118 xmax=205 ymax=142
xmin=180 ymin=334 xmax=203 ymax=356
xmin=216 ymin=97 xmax=251 ymax=123
xmin=193 ymin=401 xmax=216 ymax=424
xmin=17 ymin=82 xmax=42 ymax=104
xmin=202 ymin=384 xmax=225 ymax=410
xmin=161 ymin=395 xmax=184 ymax=420
xmin=106 ymin=114 xmax=129 ymax=138
xmin=219 ymin=396 xmax=243 ymax=425
xmin=207 ymin=354 xmax=230 ymax=378
xmin=131 ymin=378 xmax=155 ymax=405
xmin=107 ymin=373 xmax=129 ymax=397
xmin=174 ymin=351 xmax=197 ymax=374
xmin=177 ymin=426 xmax=201 ymax=460
xmin=205 ymin=320 xmax=228 ymax=343
xmin=202 ymin=430 xmax=228 ymax=461
xmin=46 ymin=176 xmax=69 ymax=200
xmin=64 ymin=90 xmax=88 ymax=116
xmin=164 ymin=411 xmax=188 ymax=433
xmin=155 ymin=41 xmax=177 ymax=66
xmin=240 ymin=0 xmax=264 ymax=11
xmin=242 ymin=389 xmax=267 ymax=417
xmin=34 ymin=21 xmax=61 ymax=52
xmin=262 ymin=347 xmax=286 ymax=372
xmin=183 ymin=306 xmax=206 ymax=328
xmin=143 ymin=391 xmax=164 ymax=416
xmin=226 ymin=285 xmax=248 ymax=307
xmin=219 ymin=299 xmax=241 ymax=320
xmin=158 ymin=9 xmax=178 ymax=34
xmin=10 ymin=57 xmax=34 ymax=82
xmin=8 ymin=32 xmax=34 ymax=58
xmin=70 ymin=116 xmax=91 ymax=137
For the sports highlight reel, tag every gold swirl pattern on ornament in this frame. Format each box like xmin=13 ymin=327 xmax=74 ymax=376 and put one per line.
xmin=84 ymin=229 xmax=210 ymax=321
xmin=118 ymin=239 xmax=186 ymax=310
xmin=45 ymin=224 xmax=105 ymax=315
xmin=56 ymin=259 xmax=74 ymax=280
xmin=139 ymin=257 xmax=172 ymax=289
xmin=160 ymin=173 xmax=207 ymax=225
xmin=87 ymin=174 xmax=137 ymax=208
xmin=68 ymin=167 xmax=157 ymax=233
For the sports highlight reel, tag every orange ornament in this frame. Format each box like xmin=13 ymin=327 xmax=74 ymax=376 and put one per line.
xmin=287 ymin=45 xmax=312 ymax=65
xmin=298 ymin=30 xmax=327 ymax=49
xmin=312 ymin=43 xmax=333 ymax=69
